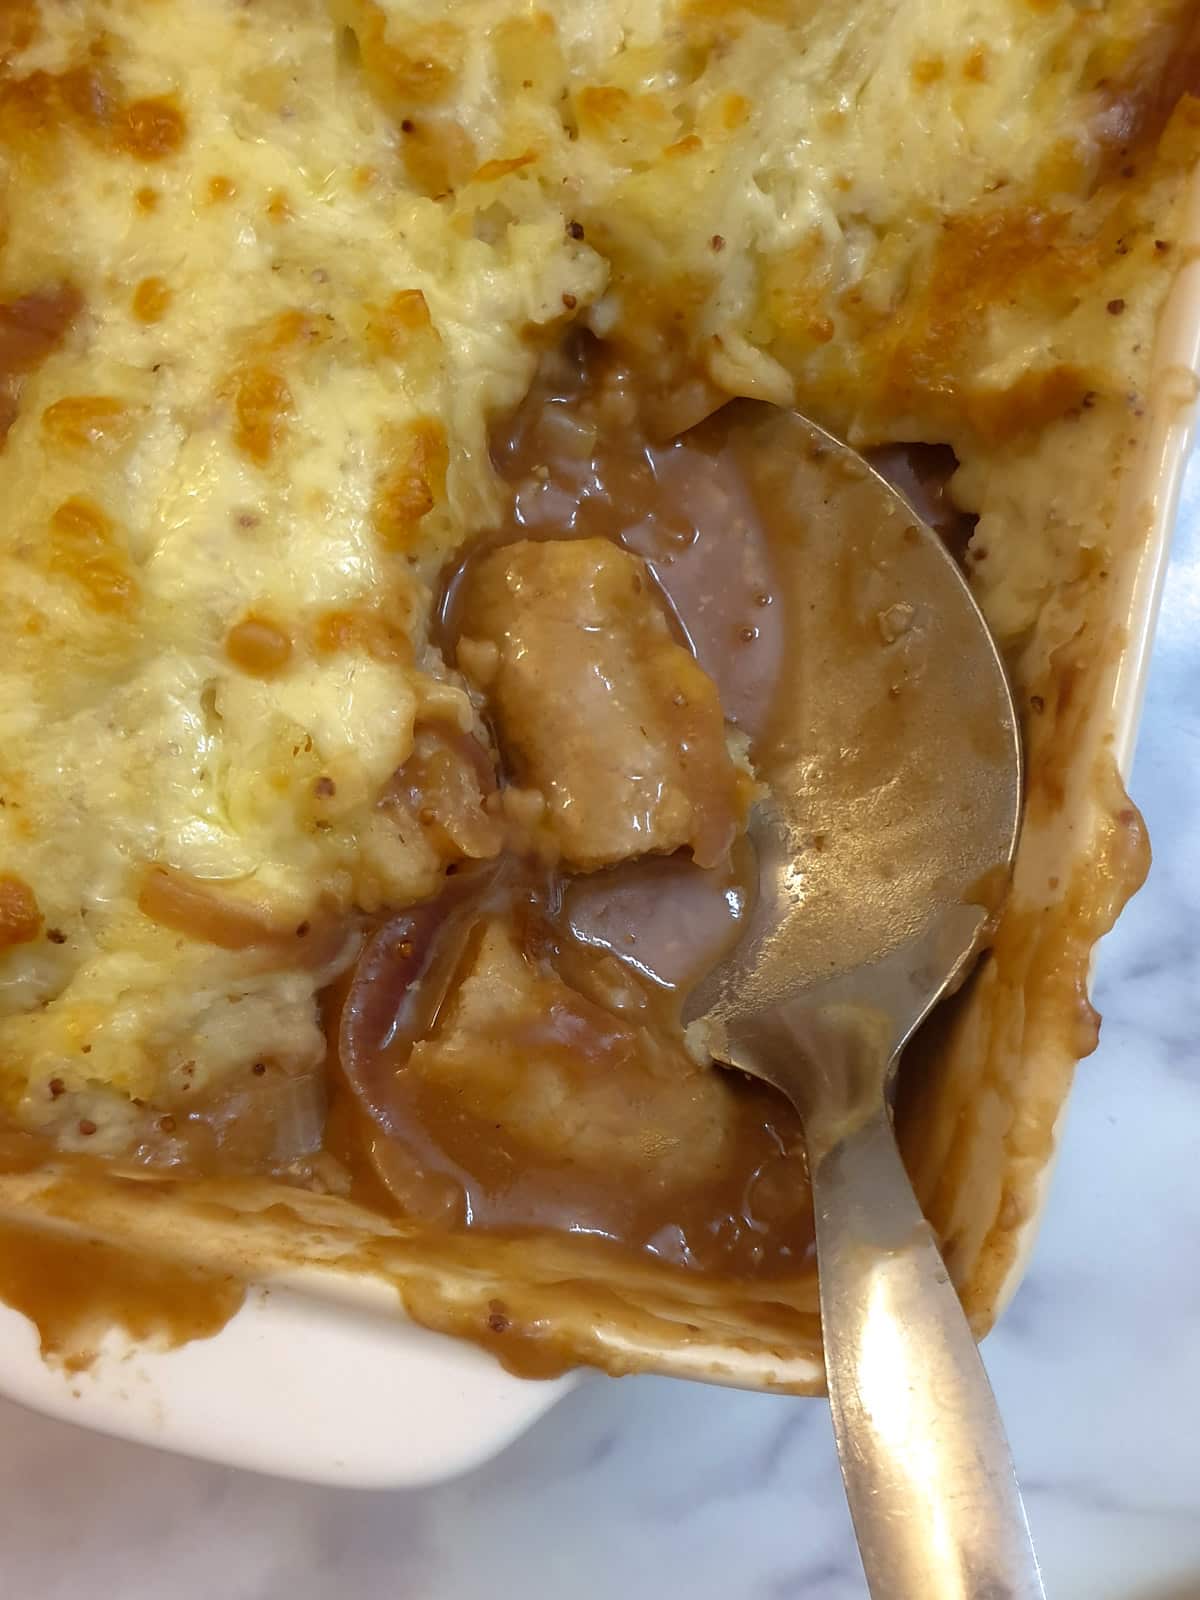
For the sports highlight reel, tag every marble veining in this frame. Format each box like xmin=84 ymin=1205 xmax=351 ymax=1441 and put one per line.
xmin=3 ymin=457 xmax=1200 ymax=1598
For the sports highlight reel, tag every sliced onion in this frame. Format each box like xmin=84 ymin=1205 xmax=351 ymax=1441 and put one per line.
xmin=365 ymin=1130 xmax=464 ymax=1225
xmin=138 ymin=865 xmax=282 ymax=949
xmin=384 ymin=724 xmax=502 ymax=864
xmin=132 ymin=1065 xmax=327 ymax=1176
xmin=337 ymin=887 xmax=482 ymax=1135
xmin=137 ymin=865 xmax=356 ymax=975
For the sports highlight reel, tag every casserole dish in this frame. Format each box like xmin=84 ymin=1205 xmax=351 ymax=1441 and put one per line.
xmin=0 ymin=167 xmax=1192 ymax=1489
xmin=0 ymin=2 xmax=1197 ymax=1487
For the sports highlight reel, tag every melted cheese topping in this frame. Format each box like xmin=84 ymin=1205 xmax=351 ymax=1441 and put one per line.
xmin=0 ymin=0 xmax=1193 ymax=1148
xmin=0 ymin=0 xmax=603 ymax=1143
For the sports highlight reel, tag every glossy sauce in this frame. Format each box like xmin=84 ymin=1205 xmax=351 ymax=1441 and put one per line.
xmin=0 ymin=1214 xmax=244 ymax=1373
xmin=326 ymin=345 xmax=990 ymax=1280
xmin=441 ymin=347 xmax=787 ymax=739
xmin=333 ymin=344 xmax=820 ymax=1276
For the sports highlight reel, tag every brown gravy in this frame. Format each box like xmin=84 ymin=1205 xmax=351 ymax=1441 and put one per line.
xmin=0 ymin=1217 xmax=244 ymax=1373
xmin=334 ymin=344 xmax=820 ymax=1277
xmin=440 ymin=346 xmax=788 ymax=739
xmin=325 ymin=347 xmax=973 ymax=1277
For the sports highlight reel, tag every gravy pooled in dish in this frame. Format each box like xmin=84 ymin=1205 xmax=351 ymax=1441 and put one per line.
xmin=334 ymin=344 xmax=815 ymax=1277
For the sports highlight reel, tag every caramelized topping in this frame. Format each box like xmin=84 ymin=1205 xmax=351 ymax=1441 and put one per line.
xmin=312 ymin=605 xmax=413 ymax=663
xmin=224 ymin=613 xmax=294 ymax=676
xmin=131 ymin=275 xmax=171 ymax=324
xmin=0 ymin=872 xmax=41 ymax=947
xmin=372 ymin=417 xmax=449 ymax=549
xmin=41 ymin=393 xmax=132 ymax=452
xmin=112 ymin=95 xmax=187 ymax=161
xmin=231 ymin=365 xmax=292 ymax=466
xmin=0 ymin=67 xmax=186 ymax=162
xmin=47 ymin=496 xmax=136 ymax=614
xmin=0 ymin=284 xmax=82 ymax=444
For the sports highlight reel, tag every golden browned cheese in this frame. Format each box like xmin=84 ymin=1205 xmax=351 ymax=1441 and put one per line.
xmin=0 ymin=0 xmax=608 ymax=1150
xmin=0 ymin=284 xmax=81 ymax=440
xmin=224 ymin=614 xmax=294 ymax=677
xmin=336 ymin=1 xmax=1200 ymax=446
xmin=0 ymin=874 xmax=41 ymax=948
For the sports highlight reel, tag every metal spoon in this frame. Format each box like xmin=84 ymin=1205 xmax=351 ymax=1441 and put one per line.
xmin=684 ymin=409 xmax=1043 ymax=1599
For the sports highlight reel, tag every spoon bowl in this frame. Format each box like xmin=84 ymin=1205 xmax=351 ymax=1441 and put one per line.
xmin=684 ymin=409 xmax=1042 ymax=1600
xmin=685 ymin=406 xmax=1021 ymax=1114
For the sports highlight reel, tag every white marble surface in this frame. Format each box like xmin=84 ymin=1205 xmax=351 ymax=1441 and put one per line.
xmin=5 ymin=458 xmax=1200 ymax=1599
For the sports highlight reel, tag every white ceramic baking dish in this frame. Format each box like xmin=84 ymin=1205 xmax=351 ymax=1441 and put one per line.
xmin=0 ymin=178 xmax=1197 ymax=1490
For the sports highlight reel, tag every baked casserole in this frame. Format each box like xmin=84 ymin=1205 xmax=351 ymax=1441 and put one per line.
xmin=0 ymin=0 xmax=1195 ymax=1382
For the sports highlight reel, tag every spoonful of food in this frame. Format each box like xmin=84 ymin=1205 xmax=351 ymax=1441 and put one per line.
xmin=682 ymin=407 xmax=1042 ymax=1600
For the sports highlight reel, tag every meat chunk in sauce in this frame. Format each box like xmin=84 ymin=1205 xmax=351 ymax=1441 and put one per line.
xmin=456 ymin=538 xmax=746 ymax=872
xmin=361 ymin=917 xmax=814 ymax=1267
xmin=410 ymin=921 xmax=730 ymax=1181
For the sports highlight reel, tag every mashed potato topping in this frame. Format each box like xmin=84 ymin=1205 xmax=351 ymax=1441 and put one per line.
xmin=0 ymin=0 xmax=1193 ymax=1167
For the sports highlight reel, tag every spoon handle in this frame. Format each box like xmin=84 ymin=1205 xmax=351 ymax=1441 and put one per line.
xmin=809 ymin=1100 xmax=1045 ymax=1600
